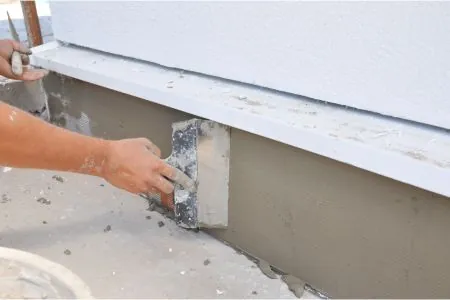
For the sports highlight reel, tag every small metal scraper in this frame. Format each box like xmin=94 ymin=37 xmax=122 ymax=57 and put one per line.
xmin=7 ymin=11 xmax=23 ymax=77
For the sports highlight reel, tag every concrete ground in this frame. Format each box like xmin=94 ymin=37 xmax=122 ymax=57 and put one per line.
xmin=0 ymin=167 xmax=318 ymax=298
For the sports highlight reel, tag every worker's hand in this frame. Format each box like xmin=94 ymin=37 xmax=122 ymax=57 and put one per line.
xmin=0 ymin=39 xmax=48 ymax=81
xmin=101 ymin=138 xmax=178 ymax=195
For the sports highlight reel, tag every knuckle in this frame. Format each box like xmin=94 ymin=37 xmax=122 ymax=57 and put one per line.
xmin=157 ymin=160 xmax=166 ymax=170
xmin=153 ymin=160 xmax=164 ymax=171
xmin=165 ymin=166 xmax=176 ymax=179
xmin=146 ymin=175 xmax=160 ymax=188
xmin=154 ymin=147 xmax=162 ymax=157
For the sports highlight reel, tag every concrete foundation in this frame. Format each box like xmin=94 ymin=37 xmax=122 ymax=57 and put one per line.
xmin=23 ymin=73 xmax=450 ymax=298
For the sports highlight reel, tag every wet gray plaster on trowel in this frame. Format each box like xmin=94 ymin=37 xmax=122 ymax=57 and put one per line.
xmin=166 ymin=120 xmax=199 ymax=228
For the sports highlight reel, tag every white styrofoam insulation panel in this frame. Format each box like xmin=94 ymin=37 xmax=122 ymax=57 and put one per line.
xmin=49 ymin=1 xmax=450 ymax=130
xmin=32 ymin=42 xmax=450 ymax=198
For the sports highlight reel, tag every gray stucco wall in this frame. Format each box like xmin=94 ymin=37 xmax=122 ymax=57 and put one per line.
xmin=41 ymin=74 xmax=450 ymax=298
xmin=49 ymin=1 xmax=450 ymax=130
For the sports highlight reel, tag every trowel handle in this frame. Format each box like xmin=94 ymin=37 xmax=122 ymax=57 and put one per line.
xmin=139 ymin=191 xmax=174 ymax=211
xmin=11 ymin=51 xmax=23 ymax=77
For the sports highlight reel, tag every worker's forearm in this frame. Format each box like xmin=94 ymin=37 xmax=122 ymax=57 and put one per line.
xmin=0 ymin=102 xmax=108 ymax=176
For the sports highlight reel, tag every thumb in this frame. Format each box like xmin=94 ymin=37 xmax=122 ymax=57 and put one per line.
xmin=10 ymin=40 xmax=31 ymax=55
xmin=0 ymin=56 xmax=18 ymax=79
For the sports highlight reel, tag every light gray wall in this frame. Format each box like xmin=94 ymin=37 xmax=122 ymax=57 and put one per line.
xmin=50 ymin=1 xmax=450 ymax=130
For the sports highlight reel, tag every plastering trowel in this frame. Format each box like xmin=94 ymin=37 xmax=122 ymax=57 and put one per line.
xmin=142 ymin=119 xmax=230 ymax=229
xmin=7 ymin=11 xmax=50 ymax=121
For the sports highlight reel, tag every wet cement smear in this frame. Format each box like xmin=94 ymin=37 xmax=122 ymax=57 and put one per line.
xmin=167 ymin=120 xmax=199 ymax=228
xmin=257 ymin=259 xmax=277 ymax=279
xmin=282 ymin=275 xmax=305 ymax=298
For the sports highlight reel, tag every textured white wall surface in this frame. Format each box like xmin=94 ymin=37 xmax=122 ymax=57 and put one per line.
xmin=49 ymin=1 xmax=450 ymax=130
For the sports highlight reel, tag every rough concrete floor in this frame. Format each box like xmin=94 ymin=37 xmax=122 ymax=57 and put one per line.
xmin=0 ymin=167 xmax=317 ymax=298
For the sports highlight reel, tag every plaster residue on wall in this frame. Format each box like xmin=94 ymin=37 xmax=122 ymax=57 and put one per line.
xmin=0 ymin=78 xmax=49 ymax=121
xmin=48 ymin=91 xmax=93 ymax=136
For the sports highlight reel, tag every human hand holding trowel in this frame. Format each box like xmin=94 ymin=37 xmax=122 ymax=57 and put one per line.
xmin=3 ymin=11 xmax=47 ymax=81
xmin=101 ymin=138 xmax=195 ymax=197
xmin=0 ymin=39 xmax=47 ymax=81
